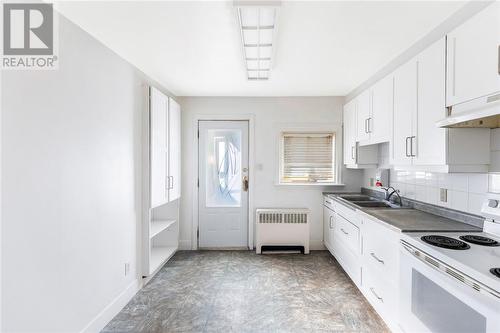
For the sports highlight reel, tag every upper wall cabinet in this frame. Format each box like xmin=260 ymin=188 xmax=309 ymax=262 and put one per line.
xmin=149 ymin=87 xmax=181 ymax=208
xmin=392 ymin=38 xmax=490 ymax=172
xmin=343 ymin=99 xmax=378 ymax=169
xmin=446 ymin=2 xmax=500 ymax=106
xmin=356 ymin=75 xmax=393 ymax=146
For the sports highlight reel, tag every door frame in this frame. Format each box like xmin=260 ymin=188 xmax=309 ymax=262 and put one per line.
xmin=192 ymin=114 xmax=255 ymax=250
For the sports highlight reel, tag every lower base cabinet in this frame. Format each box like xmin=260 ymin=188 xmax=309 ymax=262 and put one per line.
xmin=326 ymin=199 xmax=402 ymax=332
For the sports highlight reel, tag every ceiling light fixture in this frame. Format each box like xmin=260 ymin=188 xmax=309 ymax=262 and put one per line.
xmin=235 ymin=1 xmax=280 ymax=81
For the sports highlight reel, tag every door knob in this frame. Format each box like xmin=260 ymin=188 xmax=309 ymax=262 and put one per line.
xmin=243 ymin=176 xmax=249 ymax=192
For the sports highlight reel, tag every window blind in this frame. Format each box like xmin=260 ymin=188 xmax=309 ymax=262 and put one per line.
xmin=281 ymin=132 xmax=335 ymax=183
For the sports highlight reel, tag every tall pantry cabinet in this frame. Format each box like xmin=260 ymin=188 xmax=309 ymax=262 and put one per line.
xmin=143 ymin=87 xmax=181 ymax=277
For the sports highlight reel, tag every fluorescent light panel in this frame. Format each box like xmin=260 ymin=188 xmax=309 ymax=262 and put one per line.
xmin=237 ymin=4 xmax=279 ymax=81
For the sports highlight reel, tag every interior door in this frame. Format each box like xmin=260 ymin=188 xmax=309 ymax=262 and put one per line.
xmin=198 ymin=121 xmax=249 ymax=248
xmin=392 ymin=58 xmax=416 ymax=166
xmin=149 ymin=87 xmax=169 ymax=208
xmin=168 ymin=97 xmax=181 ymax=201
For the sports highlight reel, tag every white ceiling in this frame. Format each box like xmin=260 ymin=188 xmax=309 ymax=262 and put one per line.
xmin=54 ymin=1 xmax=465 ymax=97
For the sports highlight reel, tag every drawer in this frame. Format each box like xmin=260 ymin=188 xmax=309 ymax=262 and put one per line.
xmin=335 ymin=213 xmax=360 ymax=255
xmin=334 ymin=201 xmax=359 ymax=227
xmin=333 ymin=236 xmax=360 ymax=286
xmin=323 ymin=196 xmax=335 ymax=210
xmin=362 ymin=263 xmax=398 ymax=327
xmin=361 ymin=217 xmax=399 ymax=278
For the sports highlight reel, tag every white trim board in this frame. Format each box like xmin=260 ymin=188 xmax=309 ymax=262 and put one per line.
xmin=80 ymin=279 xmax=142 ymax=333
xmin=191 ymin=114 xmax=256 ymax=250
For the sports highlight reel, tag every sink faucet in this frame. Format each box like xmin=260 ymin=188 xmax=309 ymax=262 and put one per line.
xmin=381 ymin=186 xmax=403 ymax=206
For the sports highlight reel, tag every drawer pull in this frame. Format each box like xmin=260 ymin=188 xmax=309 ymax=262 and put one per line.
xmin=341 ymin=228 xmax=349 ymax=235
xmin=370 ymin=252 xmax=384 ymax=264
xmin=370 ymin=288 xmax=383 ymax=303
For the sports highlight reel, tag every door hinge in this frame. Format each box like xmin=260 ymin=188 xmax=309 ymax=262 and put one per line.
xmin=197 ymin=178 xmax=199 ymax=188
xmin=197 ymin=228 xmax=199 ymax=239
xmin=197 ymin=129 xmax=199 ymax=138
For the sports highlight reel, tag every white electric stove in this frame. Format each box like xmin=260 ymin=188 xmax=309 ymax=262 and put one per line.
xmin=399 ymin=194 xmax=500 ymax=333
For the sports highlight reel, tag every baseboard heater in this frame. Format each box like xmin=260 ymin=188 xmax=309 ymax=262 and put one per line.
xmin=256 ymin=208 xmax=310 ymax=254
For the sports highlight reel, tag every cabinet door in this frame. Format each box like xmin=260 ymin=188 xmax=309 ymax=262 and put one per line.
xmin=323 ymin=206 xmax=331 ymax=248
xmin=328 ymin=209 xmax=336 ymax=248
xmin=356 ymin=90 xmax=371 ymax=142
xmin=168 ymin=98 xmax=181 ymax=201
xmin=446 ymin=2 xmax=500 ymax=106
xmin=150 ymin=87 xmax=169 ymax=208
xmin=343 ymin=100 xmax=357 ymax=165
xmin=392 ymin=59 xmax=416 ymax=166
xmin=370 ymin=75 xmax=393 ymax=144
xmin=414 ymin=38 xmax=447 ymax=166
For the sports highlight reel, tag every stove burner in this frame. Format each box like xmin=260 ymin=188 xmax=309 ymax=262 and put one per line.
xmin=491 ymin=268 xmax=500 ymax=279
xmin=421 ymin=235 xmax=470 ymax=250
xmin=459 ymin=235 xmax=500 ymax=247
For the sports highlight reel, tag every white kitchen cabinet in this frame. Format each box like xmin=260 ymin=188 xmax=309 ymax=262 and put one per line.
xmin=356 ymin=90 xmax=371 ymax=142
xmin=392 ymin=38 xmax=490 ymax=172
xmin=150 ymin=87 xmax=169 ymax=207
xmin=149 ymin=87 xmax=182 ymax=206
xmin=168 ymin=97 xmax=181 ymax=201
xmin=357 ymin=75 xmax=393 ymax=146
xmin=323 ymin=202 xmax=335 ymax=251
xmin=392 ymin=55 xmax=416 ymax=166
xmin=446 ymin=2 xmax=500 ymax=107
xmin=143 ymin=87 xmax=181 ymax=277
xmin=360 ymin=214 xmax=401 ymax=332
xmin=343 ymin=99 xmax=378 ymax=169
xmin=369 ymin=75 xmax=393 ymax=144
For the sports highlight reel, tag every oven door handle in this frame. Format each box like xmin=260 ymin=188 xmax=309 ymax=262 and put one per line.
xmin=401 ymin=241 xmax=500 ymax=300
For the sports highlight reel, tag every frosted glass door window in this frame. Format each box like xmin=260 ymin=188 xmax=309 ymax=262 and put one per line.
xmin=205 ymin=129 xmax=242 ymax=207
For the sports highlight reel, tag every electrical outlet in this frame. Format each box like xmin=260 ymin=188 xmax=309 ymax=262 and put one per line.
xmin=124 ymin=262 xmax=130 ymax=276
xmin=440 ymin=188 xmax=448 ymax=202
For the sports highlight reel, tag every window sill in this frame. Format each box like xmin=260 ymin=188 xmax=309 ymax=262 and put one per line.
xmin=275 ymin=182 xmax=346 ymax=187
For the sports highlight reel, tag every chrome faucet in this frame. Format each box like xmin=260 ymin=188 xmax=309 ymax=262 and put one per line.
xmin=381 ymin=186 xmax=403 ymax=206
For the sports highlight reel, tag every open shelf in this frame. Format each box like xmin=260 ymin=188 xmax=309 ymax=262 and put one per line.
xmin=150 ymin=246 xmax=177 ymax=273
xmin=150 ymin=219 xmax=176 ymax=238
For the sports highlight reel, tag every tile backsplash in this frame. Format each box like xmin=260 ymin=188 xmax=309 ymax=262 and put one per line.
xmin=362 ymin=129 xmax=500 ymax=217
xmin=389 ymin=170 xmax=497 ymax=216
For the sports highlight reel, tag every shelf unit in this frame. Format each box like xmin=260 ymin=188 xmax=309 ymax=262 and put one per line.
xmin=150 ymin=219 xmax=176 ymax=238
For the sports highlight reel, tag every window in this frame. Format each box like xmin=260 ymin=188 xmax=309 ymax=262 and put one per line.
xmin=279 ymin=132 xmax=336 ymax=184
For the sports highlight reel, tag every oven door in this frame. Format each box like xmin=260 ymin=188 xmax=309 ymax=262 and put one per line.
xmin=399 ymin=241 xmax=500 ymax=333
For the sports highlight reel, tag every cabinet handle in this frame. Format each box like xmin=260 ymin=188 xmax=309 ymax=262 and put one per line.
xmin=410 ymin=136 xmax=416 ymax=157
xmin=405 ymin=137 xmax=411 ymax=157
xmin=325 ymin=200 xmax=333 ymax=205
xmin=498 ymin=45 xmax=500 ymax=75
xmin=170 ymin=176 xmax=174 ymax=189
xmin=365 ymin=118 xmax=369 ymax=133
xmin=370 ymin=252 xmax=384 ymax=264
xmin=370 ymin=288 xmax=384 ymax=302
xmin=368 ymin=118 xmax=372 ymax=133
xmin=452 ymin=37 xmax=456 ymax=96
xmin=351 ymin=146 xmax=355 ymax=160
xmin=341 ymin=228 xmax=349 ymax=235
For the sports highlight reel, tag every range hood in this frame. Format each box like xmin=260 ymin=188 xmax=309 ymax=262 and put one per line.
xmin=436 ymin=92 xmax=500 ymax=128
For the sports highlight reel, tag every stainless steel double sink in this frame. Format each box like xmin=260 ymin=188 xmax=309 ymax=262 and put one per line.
xmin=338 ymin=194 xmax=406 ymax=209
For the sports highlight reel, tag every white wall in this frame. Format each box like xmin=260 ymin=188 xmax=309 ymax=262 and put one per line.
xmin=1 ymin=15 xmax=172 ymax=332
xmin=363 ymin=129 xmax=500 ymax=216
xmin=179 ymin=97 xmax=364 ymax=250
